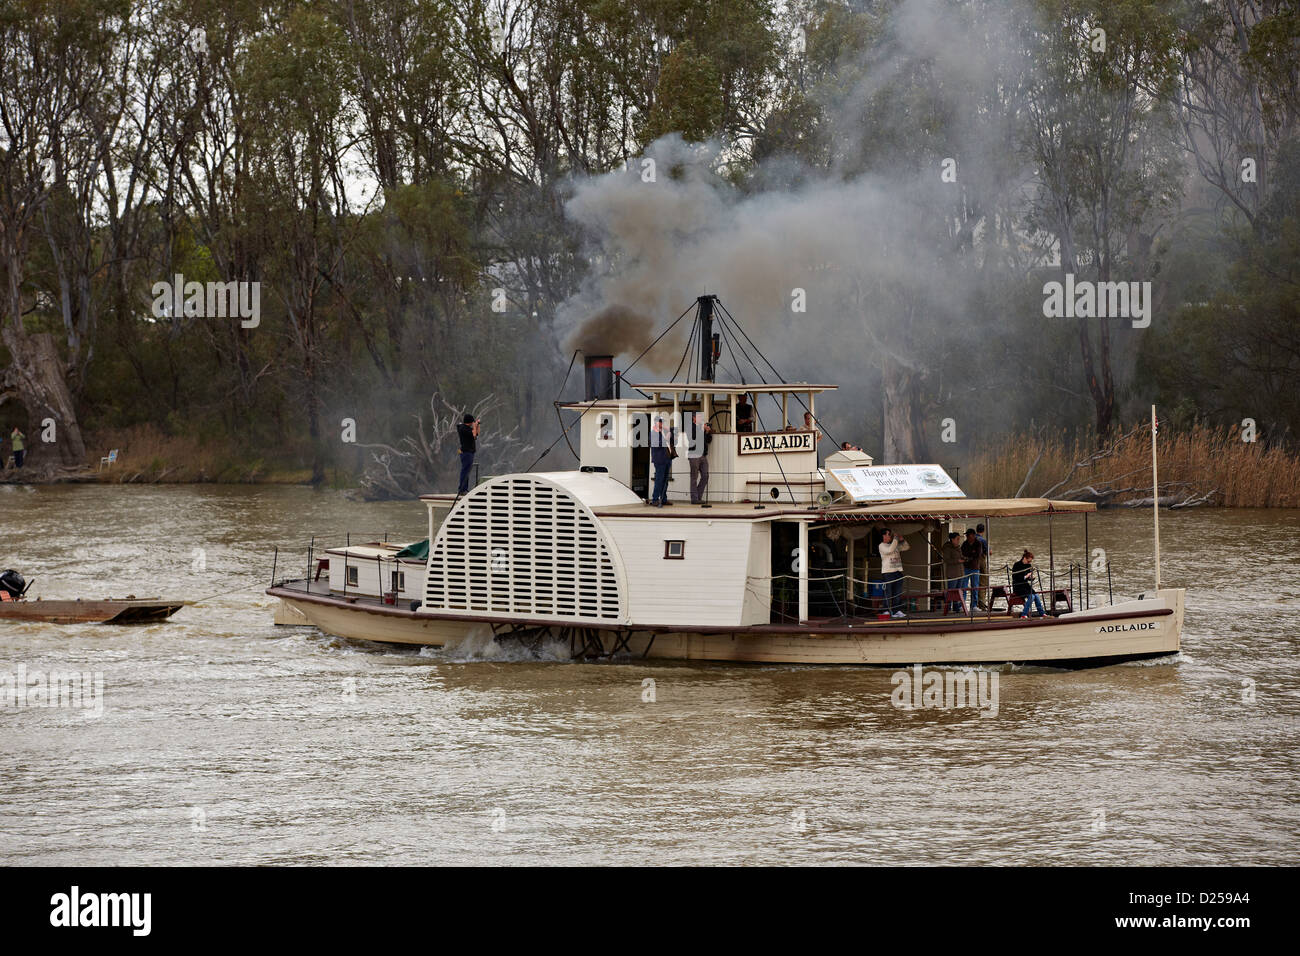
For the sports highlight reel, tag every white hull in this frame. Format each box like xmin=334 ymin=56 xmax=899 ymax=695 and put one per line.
xmin=271 ymin=587 xmax=1183 ymax=666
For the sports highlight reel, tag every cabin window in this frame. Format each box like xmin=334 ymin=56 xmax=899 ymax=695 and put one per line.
xmin=391 ymin=570 xmax=405 ymax=592
xmin=664 ymin=540 xmax=685 ymax=559
xmin=346 ymin=565 xmax=359 ymax=587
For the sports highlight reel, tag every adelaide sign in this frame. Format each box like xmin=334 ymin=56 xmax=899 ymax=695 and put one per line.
xmin=738 ymin=431 xmax=816 ymax=455
xmin=827 ymin=464 xmax=964 ymax=502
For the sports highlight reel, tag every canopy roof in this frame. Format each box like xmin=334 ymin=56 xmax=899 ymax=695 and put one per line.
xmin=590 ymin=497 xmax=1095 ymax=520
xmin=627 ymin=382 xmax=837 ymax=395
xmin=818 ymin=497 xmax=1096 ymax=519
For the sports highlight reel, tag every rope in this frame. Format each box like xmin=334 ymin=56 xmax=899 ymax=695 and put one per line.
xmin=622 ymin=301 xmax=697 ymax=377
xmin=187 ymin=574 xmax=273 ymax=605
xmin=552 ymin=349 xmax=581 ymax=460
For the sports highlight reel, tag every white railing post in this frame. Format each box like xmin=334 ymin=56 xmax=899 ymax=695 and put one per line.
xmin=1152 ymin=404 xmax=1162 ymax=591
xmin=798 ymin=520 xmax=809 ymax=623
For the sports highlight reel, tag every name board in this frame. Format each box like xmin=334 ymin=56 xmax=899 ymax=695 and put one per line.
xmin=1095 ymin=621 xmax=1161 ymax=634
xmin=738 ymin=431 xmax=816 ymax=455
xmin=827 ymin=464 xmax=964 ymax=501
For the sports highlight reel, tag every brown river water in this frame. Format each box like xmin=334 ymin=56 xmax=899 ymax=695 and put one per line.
xmin=1 ymin=484 xmax=1296 ymax=865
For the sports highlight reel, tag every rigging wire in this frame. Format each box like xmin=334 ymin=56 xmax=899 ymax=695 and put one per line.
xmin=714 ymin=300 xmax=846 ymax=450
xmin=552 ymin=349 xmax=582 ymax=460
xmin=535 ymin=301 xmax=696 ymax=473
xmin=622 ymin=301 xmax=697 ymax=379
xmin=710 ymin=309 xmax=799 ymax=507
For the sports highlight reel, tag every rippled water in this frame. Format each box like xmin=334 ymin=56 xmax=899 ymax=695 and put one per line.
xmin=1 ymin=485 xmax=1296 ymax=864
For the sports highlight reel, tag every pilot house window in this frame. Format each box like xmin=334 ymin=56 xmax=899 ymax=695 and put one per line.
xmin=346 ymin=565 xmax=359 ymax=587
xmin=664 ymin=540 xmax=685 ymax=559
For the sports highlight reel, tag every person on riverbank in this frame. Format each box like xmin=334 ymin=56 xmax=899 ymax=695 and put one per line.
xmin=455 ymin=414 xmax=478 ymax=495
xmin=960 ymin=528 xmax=981 ymax=611
xmin=8 ymin=427 xmax=24 ymax=469
xmin=1011 ymin=550 xmax=1046 ymax=618
xmin=878 ymin=528 xmax=910 ymax=618
xmin=941 ymin=531 xmax=966 ymax=613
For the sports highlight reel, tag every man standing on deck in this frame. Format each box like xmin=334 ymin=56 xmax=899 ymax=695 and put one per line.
xmin=455 ymin=413 xmax=479 ymax=496
xmin=650 ymin=415 xmax=675 ymax=506
xmin=687 ymin=412 xmax=711 ymax=504
xmin=975 ymin=523 xmax=990 ymax=610
xmin=942 ymin=531 xmax=966 ymax=613
xmin=735 ymin=393 xmax=755 ymax=433
xmin=960 ymin=528 xmax=982 ymax=613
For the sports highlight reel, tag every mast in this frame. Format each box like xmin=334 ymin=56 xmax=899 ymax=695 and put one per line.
xmin=1151 ymin=404 xmax=1161 ymax=591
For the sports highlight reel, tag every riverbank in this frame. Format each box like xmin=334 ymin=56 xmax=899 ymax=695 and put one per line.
xmin=6 ymin=421 xmax=1300 ymax=508
xmin=0 ymin=424 xmax=340 ymax=487
xmin=962 ymin=422 xmax=1300 ymax=507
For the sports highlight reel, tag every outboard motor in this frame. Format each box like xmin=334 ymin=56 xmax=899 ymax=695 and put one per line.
xmin=0 ymin=570 xmax=26 ymax=600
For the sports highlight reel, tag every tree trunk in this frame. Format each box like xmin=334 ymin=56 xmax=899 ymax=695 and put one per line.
xmin=1 ymin=326 xmax=87 ymax=466
xmin=881 ymin=355 xmax=928 ymax=464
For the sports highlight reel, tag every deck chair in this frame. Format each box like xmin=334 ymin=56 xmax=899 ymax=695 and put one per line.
xmin=1048 ymin=588 xmax=1073 ymax=613
xmin=989 ymin=585 xmax=1025 ymax=615
xmin=941 ymin=586 xmax=967 ymax=615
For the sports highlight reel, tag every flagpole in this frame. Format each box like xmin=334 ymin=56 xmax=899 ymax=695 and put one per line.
xmin=1151 ymin=404 xmax=1161 ymax=591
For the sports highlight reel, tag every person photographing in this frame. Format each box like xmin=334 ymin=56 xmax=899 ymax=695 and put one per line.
xmin=878 ymin=527 xmax=910 ymax=619
xmin=1011 ymin=550 xmax=1046 ymax=618
xmin=456 ymin=413 xmax=480 ymax=495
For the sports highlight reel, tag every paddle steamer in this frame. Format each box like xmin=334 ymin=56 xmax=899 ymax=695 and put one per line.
xmin=268 ymin=296 xmax=1183 ymax=667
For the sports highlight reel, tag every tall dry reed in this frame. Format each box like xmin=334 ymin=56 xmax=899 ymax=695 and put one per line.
xmin=963 ymin=422 xmax=1300 ymax=507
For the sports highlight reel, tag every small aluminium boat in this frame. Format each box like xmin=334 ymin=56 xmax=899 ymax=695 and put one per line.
xmin=0 ymin=570 xmax=184 ymax=625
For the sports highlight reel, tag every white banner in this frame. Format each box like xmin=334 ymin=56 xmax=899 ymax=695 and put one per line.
xmin=827 ymin=464 xmax=964 ymax=501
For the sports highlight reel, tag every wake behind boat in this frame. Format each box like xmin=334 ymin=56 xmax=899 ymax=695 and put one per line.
xmin=268 ymin=296 xmax=1183 ymax=667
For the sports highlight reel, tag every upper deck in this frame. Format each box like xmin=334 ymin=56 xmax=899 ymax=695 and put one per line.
xmin=559 ymin=379 xmax=850 ymax=504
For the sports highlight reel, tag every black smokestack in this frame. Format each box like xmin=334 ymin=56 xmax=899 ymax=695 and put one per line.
xmin=584 ymin=354 xmax=613 ymax=401
xmin=698 ymin=294 xmax=717 ymax=381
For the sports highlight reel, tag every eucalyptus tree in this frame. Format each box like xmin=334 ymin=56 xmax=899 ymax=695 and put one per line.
xmin=1023 ymin=0 xmax=1183 ymax=439
xmin=0 ymin=0 xmax=124 ymax=466
xmin=1178 ymin=0 xmax=1300 ymax=230
xmin=239 ymin=3 xmax=361 ymax=483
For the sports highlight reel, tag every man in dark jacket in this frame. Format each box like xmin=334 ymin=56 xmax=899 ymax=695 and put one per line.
xmin=456 ymin=413 xmax=479 ymax=495
xmin=941 ymin=531 xmax=966 ymax=613
xmin=975 ymin=522 xmax=990 ymax=610
xmin=960 ymin=529 xmax=981 ymax=613
xmin=649 ymin=415 xmax=675 ymax=506
xmin=735 ymin=393 xmax=755 ymax=433
xmin=1011 ymin=550 xmax=1046 ymax=617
